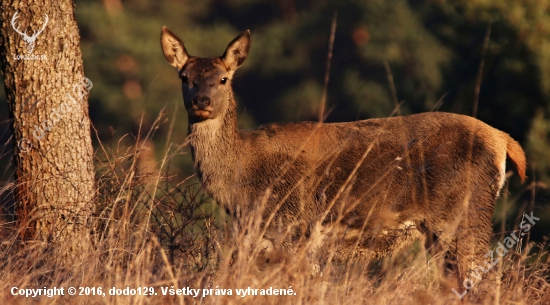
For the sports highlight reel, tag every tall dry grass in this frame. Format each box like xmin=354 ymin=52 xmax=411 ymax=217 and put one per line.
xmin=0 ymin=110 xmax=549 ymax=305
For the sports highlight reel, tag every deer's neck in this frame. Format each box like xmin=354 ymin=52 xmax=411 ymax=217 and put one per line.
xmin=188 ymin=104 xmax=241 ymax=204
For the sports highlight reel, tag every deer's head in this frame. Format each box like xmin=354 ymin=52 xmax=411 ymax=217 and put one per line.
xmin=161 ymin=27 xmax=250 ymax=123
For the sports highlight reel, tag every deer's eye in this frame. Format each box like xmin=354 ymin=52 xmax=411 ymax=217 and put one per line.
xmin=220 ymin=77 xmax=228 ymax=85
xmin=180 ymin=75 xmax=188 ymax=83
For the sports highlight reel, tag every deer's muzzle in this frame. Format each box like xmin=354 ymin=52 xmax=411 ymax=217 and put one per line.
xmin=189 ymin=95 xmax=213 ymax=121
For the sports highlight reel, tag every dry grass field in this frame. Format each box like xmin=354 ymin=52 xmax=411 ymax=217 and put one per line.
xmin=1 ymin=116 xmax=549 ymax=305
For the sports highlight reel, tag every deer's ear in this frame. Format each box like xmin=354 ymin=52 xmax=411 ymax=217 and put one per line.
xmin=161 ymin=26 xmax=189 ymax=70
xmin=222 ymin=30 xmax=251 ymax=73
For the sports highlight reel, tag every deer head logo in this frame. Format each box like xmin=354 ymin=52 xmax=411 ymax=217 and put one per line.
xmin=11 ymin=11 xmax=49 ymax=54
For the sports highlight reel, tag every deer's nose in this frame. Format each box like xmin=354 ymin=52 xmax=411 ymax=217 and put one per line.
xmin=192 ymin=95 xmax=211 ymax=109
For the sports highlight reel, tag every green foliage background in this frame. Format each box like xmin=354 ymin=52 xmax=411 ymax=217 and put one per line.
xmin=1 ymin=0 xmax=549 ymax=233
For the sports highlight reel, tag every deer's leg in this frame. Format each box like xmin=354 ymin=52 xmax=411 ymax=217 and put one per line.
xmin=452 ymin=189 xmax=499 ymax=301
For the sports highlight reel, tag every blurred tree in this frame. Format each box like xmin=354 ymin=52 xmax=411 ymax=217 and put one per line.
xmin=0 ymin=0 xmax=95 ymax=262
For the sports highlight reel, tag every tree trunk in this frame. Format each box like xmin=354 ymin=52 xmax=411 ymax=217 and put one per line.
xmin=0 ymin=1 xmax=95 ymax=261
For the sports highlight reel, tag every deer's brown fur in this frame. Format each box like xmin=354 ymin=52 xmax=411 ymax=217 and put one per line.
xmin=160 ymin=27 xmax=526 ymax=282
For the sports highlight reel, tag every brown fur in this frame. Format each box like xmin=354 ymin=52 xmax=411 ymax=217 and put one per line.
xmin=160 ymin=27 xmax=527 ymax=283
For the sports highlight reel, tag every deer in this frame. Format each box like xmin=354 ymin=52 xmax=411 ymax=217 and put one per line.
xmin=160 ymin=27 xmax=526 ymax=287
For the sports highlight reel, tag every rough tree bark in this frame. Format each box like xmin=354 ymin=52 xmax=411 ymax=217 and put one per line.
xmin=0 ymin=1 xmax=95 ymax=261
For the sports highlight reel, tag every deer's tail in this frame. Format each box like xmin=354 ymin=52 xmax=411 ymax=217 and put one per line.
xmin=504 ymin=134 xmax=527 ymax=183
